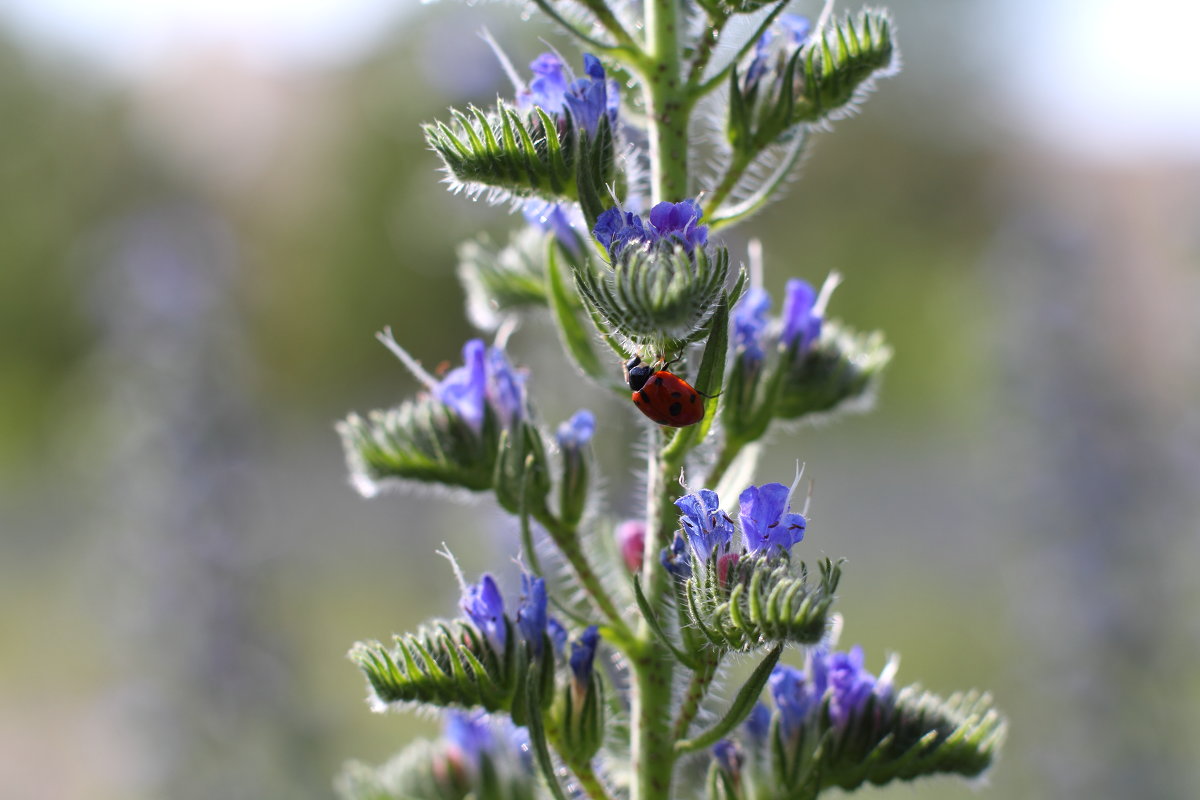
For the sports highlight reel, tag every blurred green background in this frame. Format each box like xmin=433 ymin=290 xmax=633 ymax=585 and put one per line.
xmin=1 ymin=0 xmax=1198 ymax=798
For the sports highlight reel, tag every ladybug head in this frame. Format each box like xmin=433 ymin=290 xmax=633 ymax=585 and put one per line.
xmin=624 ymin=355 xmax=653 ymax=392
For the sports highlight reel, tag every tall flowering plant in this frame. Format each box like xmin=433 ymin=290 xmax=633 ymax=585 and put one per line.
xmin=337 ymin=2 xmax=1005 ymax=799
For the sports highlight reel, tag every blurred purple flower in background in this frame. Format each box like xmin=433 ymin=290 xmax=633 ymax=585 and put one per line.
xmin=780 ymin=278 xmax=822 ymax=354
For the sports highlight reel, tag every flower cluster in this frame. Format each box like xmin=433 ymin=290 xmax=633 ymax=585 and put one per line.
xmin=732 ymin=277 xmax=825 ymax=371
xmin=437 ymin=339 xmax=527 ymax=432
xmin=663 ymin=482 xmax=806 ymax=577
xmin=593 ymin=199 xmax=709 ymax=263
xmin=516 ymin=52 xmax=619 ymax=138
xmin=770 ymin=645 xmax=892 ymax=735
xmin=460 ymin=572 xmax=550 ymax=657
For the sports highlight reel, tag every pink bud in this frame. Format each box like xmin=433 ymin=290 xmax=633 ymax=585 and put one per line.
xmin=615 ymin=520 xmax=646 ymax=573
xmin=717 ymin=552 xmax=741 ymax=587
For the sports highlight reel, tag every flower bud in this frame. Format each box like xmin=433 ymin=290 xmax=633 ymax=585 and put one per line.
xmin=556 ymin=409 xmax=594 ymax=525
xmin=615 ymin=520 xmax=646 ymax=572
xmin=577 ymin=200 xmax=731 ymax=352
xmin=550 ymin=626 xmax=605 ymax=764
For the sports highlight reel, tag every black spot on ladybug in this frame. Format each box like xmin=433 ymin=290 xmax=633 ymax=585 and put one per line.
xmin=654 ymin=376 xmax=665 ymax=386
xmin=670 ymin=391 xmax=682 ymax=398
xmin=636 ymin=391 xmax=649 ymax=404
xmin=668 ymin=402 xmax=683 ymax=417
xmin=690 ymin=393 xmax=697 ymax=403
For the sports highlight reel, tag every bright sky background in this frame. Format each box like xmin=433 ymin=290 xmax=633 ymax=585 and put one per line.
xmin=2 ymin=0 xmax=1199 ymax=162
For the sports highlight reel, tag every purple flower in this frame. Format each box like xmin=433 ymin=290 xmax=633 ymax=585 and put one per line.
xmin=779 ymin=13 xmax=813 ymax=46
xmin=712 ymin=739 xmax=744 ymax=778
xmin=660 ymin=532 xmax=692 ymax=579
xmin=517 ymin=52 xmax=618 ymax=138
xmin=770 ymin=647 xmax=888 ymax=738
xmin=556 ymin=409 xmax=595 ymax=450
xmin=676 ymin=488 xmax=735 ymax=560
xmin=516 ymin=573 xmax=548 ymax=656
xmin=517 ymin=52 xmax=570 ymax=115
xmin=436 ymin=339 xmax=488 ymax=432
xmin=593 ymin=199 xmax=708 ymax=262
xmin=745 ymin=14 xmax=812 ymax=92
xmin=524 ymin=200 xmax=585 ymax=256
xmin=563 ymin=54 xmax=619 ymax=138
xmin=744 ymin=702 xmax=772 ymax=745
xmin=503 ymin=720 xmax=534 ymax=772
xmin=547 ymin=616 xmax=569 ymax=655
xmin=444 ymin=710 xmax=493 ymax=764
xmin=738 ymin=483 xmax=806 ymax=555
xmin=769 ymin=664 xmax=821 ymax=738
xmin=569 ymin=625 xmax=600 ymax=687
xmin=823 ymin=646 xmax=879 ymax=726
xmin=461 ymin=574 xmax=507 ymax=652
xmin=733 ymin=286 xmax=771 ymax=366
xmin=780 ymin=278 xmax=822 ymax=354
xmin=485 ymin=346 xmax=526 ymax=430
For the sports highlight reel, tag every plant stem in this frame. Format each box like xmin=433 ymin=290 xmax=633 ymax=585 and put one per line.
xmin=572 ymin=760 xmax=616 ymax=800
xmin=534 ymin=506 xmax=635 ymax=644
xmin=672 ymin=651 xmax=721 ymax=740
xmin=644 ymin=0 xmax=689 ymax=201
xmin=632 ymin=430 xmax=690 ymax=800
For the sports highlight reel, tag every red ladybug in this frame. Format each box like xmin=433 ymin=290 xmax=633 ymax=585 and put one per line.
xmin=623 ymin=355 xmax=705 ymax=428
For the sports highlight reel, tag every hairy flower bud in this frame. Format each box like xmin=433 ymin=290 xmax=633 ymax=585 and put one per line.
xmin=576 ymin=200 xmax=733 ymax=352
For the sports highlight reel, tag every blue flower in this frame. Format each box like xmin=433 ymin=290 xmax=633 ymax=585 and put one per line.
xmin=733 ymin=286 xmax=771 ymax=366
xmin=660 ymin=531 xmax=693 ymax=579
xmin=675 ymin=488 xmax=735 ymax=560
xmin=743 ymin=701 xmax=772 ymax=746
xmin=568 ymin=625 xmax=600 ymax=687
xmin=738 ymin=482 xmax=806 ymax=555
xmin=745 ymin=14 xmax=812 ymax=92
xmin=524 ymin=200 xmax=585 ymax=256
xmin=556 ymin=409 xmax=595 ymax=450
xmin=712 ymin=739 xmax=744 ymax=778
xmin=547 ymin=616 xmax=569 ymax=656
xmin=484 ymin=346 xmax=526 ymax=430
xmin=502 ymin=720 xmax=534 ymax=772
xmin=517 ymin=52 xmax=570 ymax=115
xmin=564 ymin=54 xmax=619 ymax=138
xmin=516 ymin=573 xmax=548 ymax=656
xmin=517 ymin=52 xmax=618 ymax=138
xmin=593 ymin=199 xmax=708 ymax=262
xmin=461 ymin=573 xmax=507 ymax=652
xmin=769 ymin=664 xmax=821 ymax=739
xmin=436 ymin=339 xmax=488 ymax=433
xmin=822 ymin=646 xmax=880 ymax=726
xmin=779 ymin=13 xmax=813 ymax=46
xmin=444 ymin=710 xmax=493 ymax=764
xmin=780 ymin=278 xmax=822 ymax=354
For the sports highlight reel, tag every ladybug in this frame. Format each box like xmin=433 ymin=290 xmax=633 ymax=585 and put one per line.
xmin=623 ymin=355 xmax=705 ymax=428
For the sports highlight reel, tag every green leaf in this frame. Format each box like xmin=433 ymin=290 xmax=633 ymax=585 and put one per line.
xmin=675 ymin=644 xmax=783 ymax=754
xmin=787 ymin=10 xmax=897 ymax=127
xmin=349 ymin=619 xmax=522 ymax=714
xmin=458 ymin=227 xmax=550 ymax=330
xmin=545 ymin=239 xmax=615 ymax=388
xmin=338 ymin=398 xmax=499 ymax=497
xmin=426 ymin=101 xmax=616 ymax=208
